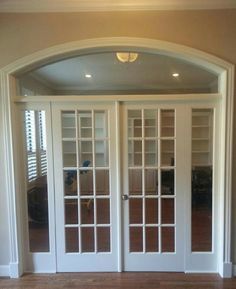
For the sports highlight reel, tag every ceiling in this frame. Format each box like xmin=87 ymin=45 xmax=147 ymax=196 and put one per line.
xmin=20 ymin=52 xmax=218 ymax=95
xmin=0 ymin=0 xmax=236 ymax=12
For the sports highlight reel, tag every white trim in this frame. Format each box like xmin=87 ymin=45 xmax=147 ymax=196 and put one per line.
xmin=9 ymin=262 xmax=20 ymax=278
xmin=0 ymin=0 xmax=236 ymax=12
xmin=221 ymin=262 xmax=233 ymax=278
xmin=0 ymin=266 xmax=10 ymax=277
xmin=0 ymin=37 xmax=234 ymax=277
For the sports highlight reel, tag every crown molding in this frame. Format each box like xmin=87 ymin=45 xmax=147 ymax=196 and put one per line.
xmin=0 ymin=0 xmax=236 ymax=12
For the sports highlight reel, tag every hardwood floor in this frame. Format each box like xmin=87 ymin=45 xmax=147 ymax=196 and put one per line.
xmin=0 ymin=273 xmax=236 ymax=289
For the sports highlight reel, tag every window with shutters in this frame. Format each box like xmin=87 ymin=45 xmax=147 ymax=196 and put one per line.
xmin=24 ymin=110 xmax=47 ymax=183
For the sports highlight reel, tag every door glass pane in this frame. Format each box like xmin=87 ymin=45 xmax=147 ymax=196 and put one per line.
xmin=161 ymin=110 xmax=175 ymax=137
xmin=128 ymin=140 xmax=142 ymax=166
xmin=95 ymin=111 xmax=107 ymax=138
xmin=128 ymin=110 xmax=142 ymax=138
xmin=129 ymin=169 xmax=142 ymax=195
xmin=95 ymin=140 xmax=108 ymax=167
xmin=81 ymin=227 xmax=95 ymax=252
xmin=146 ymin=227 xmax=159 ymax=252
xmin=145 ymin=198 xmax=158 ymax=224
xmin=129 ymin=198 xmax=143 ymax=224
xmin=144 ymin=109 xmax=158 ymax=137
xmin=96 ymin=170 xmax=109 ymax=195
xmin=161 ymin=169 xmax=175 ymax=195
xmin=79 ymin=169 xmax=93 ymax=195
xmin=62 ymin=111 xmax=76 ymax=138
xmin=65 ymin=199 xmax=78 ymax=225
xmin=78 ymin=111 xmax=92 ymax=138
xmin=97 ymin=227 xmax=110 ymax=252
xmin=161 ymin=198 xmax=175 ymax=224
xmin=24 ymin=110 xmax=49 ymax=252
xmin=192 ymin=109 xmax=213 ymax=252
xmin=145 ymin=140 xmax=158 ymax=166
xmin=96 ymin=199 xmax=110 ymax=224
xmin=63 ymin=141 xmax=76 ymax=167
xmin=79 ymin=140 xmax=93 ymax=165
xmin=130 ymin=227 xmax=143 ymax=252
xmin=81 ymin=198 xmax=94 ymax=224
xmin=161 ymin=139 xmax=175 ymax=166
xmin=65 ymin=227 xmax=79 ymax=253
xmin=145 ymin=169 xmax=158 ymax=195
xmin=64 ymin=170 xmax=77 ymax=196
xmin=161 ymin=227 xmax=175 ymax=252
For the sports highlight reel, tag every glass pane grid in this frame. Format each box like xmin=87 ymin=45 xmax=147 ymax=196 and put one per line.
xmin=128 ymin=109 xmax=176 ymax=254
xmin=63 ymin=109 xmax=111 ymax=254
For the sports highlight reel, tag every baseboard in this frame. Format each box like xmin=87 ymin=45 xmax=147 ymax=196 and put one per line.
xmin=0 ymin=265 xmax=10 ymax=277
xmin=219 ymin=262 xmax=233 ymax=278
xmin=9 ymin=262 xmax=21 ymax=278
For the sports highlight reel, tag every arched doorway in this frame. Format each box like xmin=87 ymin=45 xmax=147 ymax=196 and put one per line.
xmin=0 ymin=37 xmax=234 ymax=277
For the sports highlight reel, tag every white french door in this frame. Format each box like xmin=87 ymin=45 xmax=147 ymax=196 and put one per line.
xmin=51 ymin=101 xmax=217 ymax=273
xmin=122 ymin=104 xmax=189 ymax=271
xmin=52 ymin=102 xmax=118 ymax=272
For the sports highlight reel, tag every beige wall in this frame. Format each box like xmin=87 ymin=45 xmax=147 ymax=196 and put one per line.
xmin=0 ymin=9 xmax=236 ymax=266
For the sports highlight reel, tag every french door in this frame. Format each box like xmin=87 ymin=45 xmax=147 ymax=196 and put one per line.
xmin=122 ymin=104 xmax=188 ymax=271
xmin=53 ymin=103 xmax=118 ymax=272
xmin=51 ymin=101 xmax=216 ymax=272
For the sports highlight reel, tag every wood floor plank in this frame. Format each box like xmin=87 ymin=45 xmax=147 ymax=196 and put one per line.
xmin=0 ymin=273 xmax=236 ymax=289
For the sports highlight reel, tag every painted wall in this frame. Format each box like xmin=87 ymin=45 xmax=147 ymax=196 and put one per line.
xmin=0 ymin=9 xmax=236 ymax=269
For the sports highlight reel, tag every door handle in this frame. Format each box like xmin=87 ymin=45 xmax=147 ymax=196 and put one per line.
xmin=122 ymin=194 xmax=129 ymax=201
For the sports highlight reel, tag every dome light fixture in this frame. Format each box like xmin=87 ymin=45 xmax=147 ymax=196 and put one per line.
xmin=116 ymin=52 xmax=138 ymax=63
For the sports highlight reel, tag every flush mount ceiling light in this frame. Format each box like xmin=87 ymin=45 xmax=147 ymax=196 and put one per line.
xmin=116 ymin=52 xmax=138 ymax=63
xmin=172 ymin=73 xmax=179 ymax=77
xmin=85 ymin=74 xmax=92 ymax=78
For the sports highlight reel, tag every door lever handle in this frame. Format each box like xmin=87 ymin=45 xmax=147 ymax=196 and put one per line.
xmin=122 ymin=194 xmax=129 ymax=201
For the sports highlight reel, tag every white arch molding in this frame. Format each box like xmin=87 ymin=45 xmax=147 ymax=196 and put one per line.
xmin=0 ymin=37 xmax=234 ymax=278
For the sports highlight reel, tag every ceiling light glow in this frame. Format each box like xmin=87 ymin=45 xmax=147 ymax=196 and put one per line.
xmin=172 ymin=73 xmax=179 ymax=77
xmin=85 ymin=74 xmax=92 ymax=78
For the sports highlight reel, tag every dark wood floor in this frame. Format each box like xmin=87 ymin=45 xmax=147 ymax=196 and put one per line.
xmin=0 ymin=273 xmax=236 ymax=289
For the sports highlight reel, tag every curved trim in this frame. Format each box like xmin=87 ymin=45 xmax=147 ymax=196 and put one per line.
xmin=0 ymin=37 xmax=234 ymax=277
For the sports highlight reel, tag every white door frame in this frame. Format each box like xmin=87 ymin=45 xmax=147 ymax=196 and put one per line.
xmin=0 ymin=37 xmax=234 ymax=277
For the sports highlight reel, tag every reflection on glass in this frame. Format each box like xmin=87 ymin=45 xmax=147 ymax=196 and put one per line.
xmin=192 ymin=109 xmax=213 ymax=252
xmin=130 ymin=227 xmax=143 ymax=252
xmin=161 ymin=110 xmax=175 ymax=137
xmin=129 ymin=198 xmax=143 ymax=224
xmin=81 ymin=227 xmax=95 ymax=252
xmin=128 ymin=140 xmax=142 ymax=167
xmin=145 ymin=140 xmax=157 ymax=166
xmin=64 ymin=170 xmax=77 ymax=196
xmin=145 ymin=169 xmax=158 ymax=195
xmin=66 ymin=227 xmax=79 ymax=252
xmin=145 ymin=198 xmax=158 ymax=224
xmin=161 ymin=227 xmax=175 ymax=252
xmin=78 ymin=111 xmax=92 ymax=138
xmin=144 ymin=109 xmax=157 ymax=137
xmin=161 ymin=139 xmax=175 ymax=166
xmin=96 ymin=170 xmax=109 ymax=195
xmin=63 ymin=141 xmax=76 ymax=167
xmin=62 ymin=111 xmax=76 ymax=138
xmin=146 ymin=227 xmax=158 ymax=252
xmin=161 ymin=198 xmax=174 ymax=224
xmin=97 ymin=227 xmax=110 ymax=252
xmin=161 ymin=169 xmax=175 ymax=195
xmin=65 ymin=199 xmax=78 ymax=224
xmin=128 ymin=110 xmax=142 ymax=138
xmin=129 ymin=169 xmax=142 ymax=195
xmin=24 ymin=110 xmax=49 ymax=252
xmin=95 ymin=140 xmax=108 ymax=167
xmin=97 ymin=199 xmax=110 ymax=224
xmin=81 ymin=198 xmax=94 ymax=224
xmin=95 ymin=111 xmax=107 ymax=138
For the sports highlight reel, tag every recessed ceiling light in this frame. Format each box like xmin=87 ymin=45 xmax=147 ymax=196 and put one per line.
xmin=85 ymin=74 xmax=92 ymax=78
xmin=172 ymin=73 xmax=179 ymax=78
